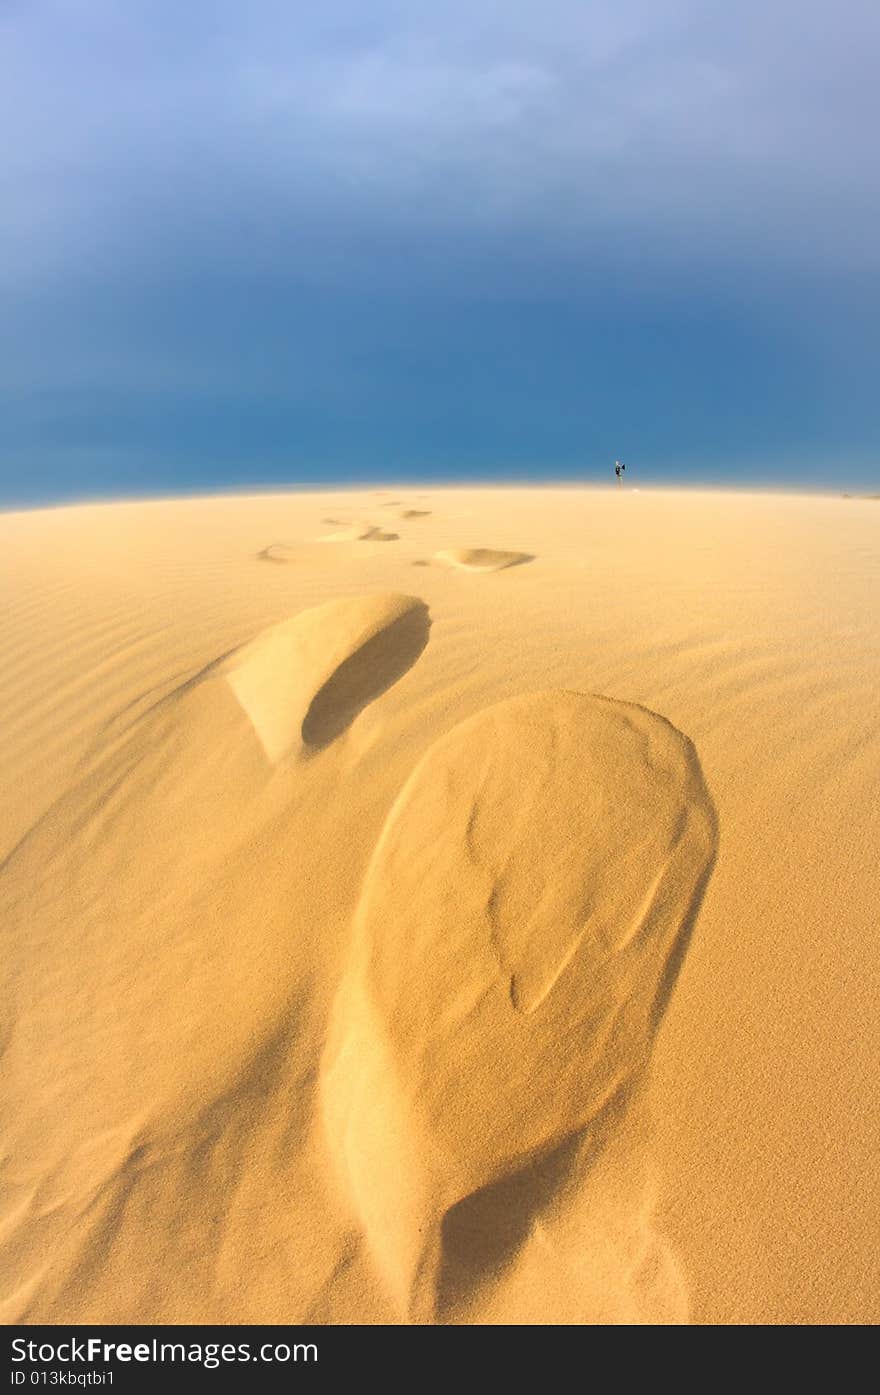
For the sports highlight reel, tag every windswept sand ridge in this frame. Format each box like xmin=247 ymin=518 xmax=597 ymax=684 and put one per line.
xmin=224 ymin=593 xmax=430 ymax=760
xmin=321 ymin=691 xmax=716 ymax=1321
xmin=435 ymin=547 xmax=533 ymax=571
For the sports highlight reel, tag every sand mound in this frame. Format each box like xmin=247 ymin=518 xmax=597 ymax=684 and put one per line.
xmin=435 ymin=547 xmax=532 ymax=571
xmin=321 ymin=525 xmax=399 ymax=543
xmin=224 ymin=594 xmax=430 ymax=761
xmin=399 ymin=509 xmax=431 ymax=519
xmin=322 ymin=690 xmax=716 ymax=1319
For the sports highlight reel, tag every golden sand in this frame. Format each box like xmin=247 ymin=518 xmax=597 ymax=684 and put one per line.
xmin=1 ymin=486 xmax=878 ymax=1324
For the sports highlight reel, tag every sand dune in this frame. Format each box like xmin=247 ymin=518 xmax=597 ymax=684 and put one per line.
xmin=1 ymin=485 xmax=878 ymax=1325
xmin=435 ymin=547 xmax=533 ymax=571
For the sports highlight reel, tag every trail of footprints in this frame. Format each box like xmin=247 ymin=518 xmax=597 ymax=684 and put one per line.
xmin=255 ymin=501 xmax=534 ymax=573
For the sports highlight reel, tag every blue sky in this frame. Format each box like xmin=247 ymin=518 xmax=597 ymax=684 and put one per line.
xmin=2 ymin=1 xmax=879 ymax=505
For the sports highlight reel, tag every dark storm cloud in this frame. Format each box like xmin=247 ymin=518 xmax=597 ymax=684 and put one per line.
xmin=2 ymin=2 xmax=879 ymax=501
xmin=4 ymin=0 xmax=879 ymax=283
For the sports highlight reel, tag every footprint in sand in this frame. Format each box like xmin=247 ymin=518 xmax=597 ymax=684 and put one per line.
xmin=434 ymin=548 xmax=533 ymax=572
xmin=319 ymin=524 xmax=399 ymax=543
xmin=321 ymin=690 xmax=716 ymax=1320
xmin=223 ymin=594 xmax=429 ymax=761
xmin=257 ymin=543 xmax=298 ymax=564
xmin=259 ymin=533 xmax=403 ymax=562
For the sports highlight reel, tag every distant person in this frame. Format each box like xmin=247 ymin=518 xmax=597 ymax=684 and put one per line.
xmin=615 ymin=460 xmax=626 ymax=483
